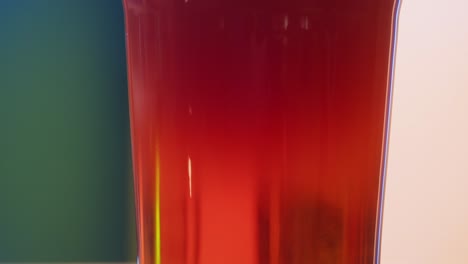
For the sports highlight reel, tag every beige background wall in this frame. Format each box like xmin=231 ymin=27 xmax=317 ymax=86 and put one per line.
xmin=381 ymin=0 xmax=468 ymax=263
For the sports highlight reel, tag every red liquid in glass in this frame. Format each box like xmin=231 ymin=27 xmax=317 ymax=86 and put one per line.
xmin=123 ymin=0 xmax=399 ymax=263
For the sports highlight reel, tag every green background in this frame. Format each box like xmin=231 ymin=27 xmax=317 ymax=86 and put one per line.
xmin=0 ymin=0 xmax=136 ymax=261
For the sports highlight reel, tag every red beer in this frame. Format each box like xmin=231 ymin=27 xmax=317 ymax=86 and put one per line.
xmin=123 ymin=0 xmax=400 ymax=263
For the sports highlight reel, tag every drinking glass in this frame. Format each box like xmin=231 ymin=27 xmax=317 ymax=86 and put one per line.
xmin=123 ymin=0 xmax=401 ymax=263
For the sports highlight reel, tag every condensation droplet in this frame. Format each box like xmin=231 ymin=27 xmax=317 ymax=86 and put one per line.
xmin=301 ymin=16 xmax=309 ymax=31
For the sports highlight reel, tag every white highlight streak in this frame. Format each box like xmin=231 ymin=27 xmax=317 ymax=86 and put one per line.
xmin=188 ymin=156 xmax=192 ymax=197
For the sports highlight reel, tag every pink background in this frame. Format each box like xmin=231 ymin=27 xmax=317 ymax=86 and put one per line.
xmin=382 ymin=0 xmax=468 ymax=263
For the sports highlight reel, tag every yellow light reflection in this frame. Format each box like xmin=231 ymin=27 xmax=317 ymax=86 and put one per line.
xmin=155 ymin=144 xmax=161 ymax=264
